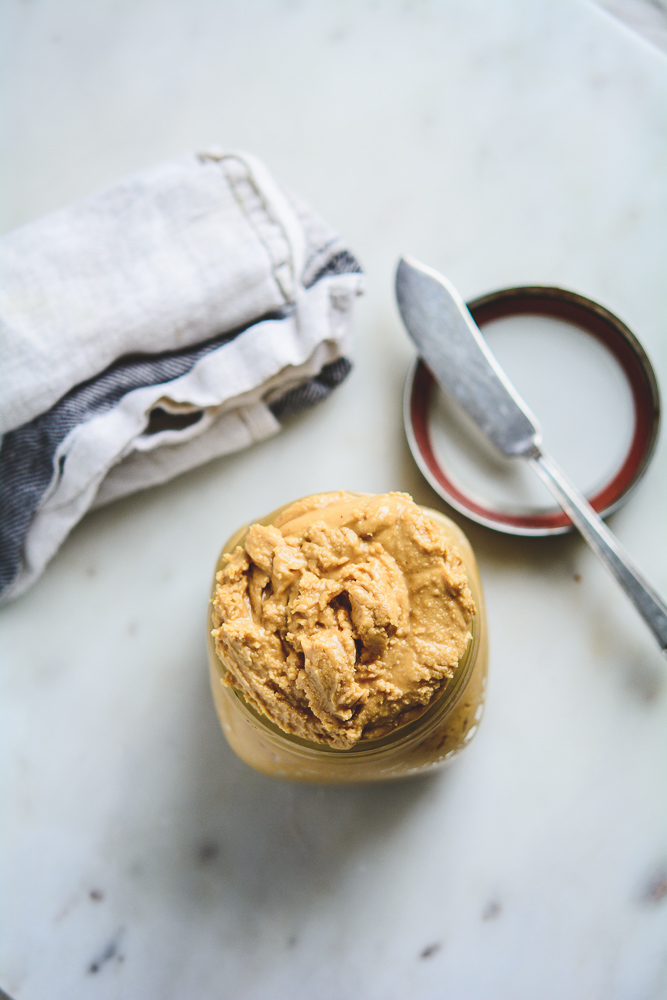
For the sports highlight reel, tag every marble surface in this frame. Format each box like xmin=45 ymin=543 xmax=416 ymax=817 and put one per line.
xmin=1 ymin=1 xmax=666 ymax=998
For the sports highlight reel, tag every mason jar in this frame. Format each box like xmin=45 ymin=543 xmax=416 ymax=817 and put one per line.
xmin=207 ymin=495 xmax=488 ymax=782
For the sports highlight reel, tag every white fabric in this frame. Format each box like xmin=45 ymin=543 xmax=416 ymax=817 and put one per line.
xmin=0 ymin=149 xmax=333 ymax=435
xmin=0 ymin=149 xmax=363 ymax=603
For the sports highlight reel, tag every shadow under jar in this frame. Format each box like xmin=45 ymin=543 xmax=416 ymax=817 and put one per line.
xmin=207 ymin=493 xmax=488 ymax=782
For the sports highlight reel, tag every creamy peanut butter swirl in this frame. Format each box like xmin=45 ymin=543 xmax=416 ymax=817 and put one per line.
xmin=211 ymin=492 xmax=475 ymax=748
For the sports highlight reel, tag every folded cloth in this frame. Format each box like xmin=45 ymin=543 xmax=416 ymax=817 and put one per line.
xmin=0 ymin=149 xmax=364 ymax=603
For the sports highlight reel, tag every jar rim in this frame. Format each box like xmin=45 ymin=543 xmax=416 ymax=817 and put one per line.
xmin=211 ymin=612 xmax=479 ymax=758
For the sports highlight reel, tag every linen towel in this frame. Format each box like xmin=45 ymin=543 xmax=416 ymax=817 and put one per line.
xmin=0 ymin=150 xmax=364 ymax=603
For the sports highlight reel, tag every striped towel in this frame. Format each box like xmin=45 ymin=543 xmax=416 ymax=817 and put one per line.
xmin=0 ymin=150 xmax=364 ymax=603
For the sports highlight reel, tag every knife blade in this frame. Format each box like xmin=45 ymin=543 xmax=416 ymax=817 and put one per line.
xmin=396 ymin=256 xmax=540 ymax=458
xmin=395 ymin=255 xmax=667 ymax=654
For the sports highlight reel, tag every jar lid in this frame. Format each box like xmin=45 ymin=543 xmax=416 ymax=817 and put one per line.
xmin=404 ymin=285 xmax=661 ymax=536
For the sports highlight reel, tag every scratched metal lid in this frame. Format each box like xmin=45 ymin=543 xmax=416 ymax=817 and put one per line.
xmin=404 ymin=285 xmax=661 ymax=536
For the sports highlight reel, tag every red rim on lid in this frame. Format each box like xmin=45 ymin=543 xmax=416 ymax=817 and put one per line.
xmin=403 ymin=286 xmax=660 ymax=536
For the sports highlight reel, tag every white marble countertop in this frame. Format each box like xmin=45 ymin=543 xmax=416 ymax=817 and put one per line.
xmin=1 ymin=1 xmax=666 ymax=998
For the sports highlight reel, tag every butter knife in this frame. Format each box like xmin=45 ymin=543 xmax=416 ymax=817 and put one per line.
xmin=396 ymin=256 xmax=667 ymax=654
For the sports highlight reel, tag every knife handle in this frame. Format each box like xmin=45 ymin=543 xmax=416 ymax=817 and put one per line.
xmin=529 ymin=451 xmax=667 ymax=656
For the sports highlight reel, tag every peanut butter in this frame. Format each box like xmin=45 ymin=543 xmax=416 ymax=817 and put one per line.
xmin=211 ymin=492 xmax=475 ymax=749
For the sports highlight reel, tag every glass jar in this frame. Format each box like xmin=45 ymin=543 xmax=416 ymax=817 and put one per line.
xmin=207 ymin=496 xmax=488 ymax=782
